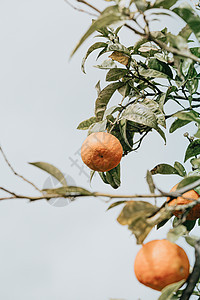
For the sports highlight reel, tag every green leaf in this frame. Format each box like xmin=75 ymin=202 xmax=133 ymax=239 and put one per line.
xmin=174 ymin=162 xmax=186 ymax=177
xmin=195 ymin=126 xmax=200 ymax=138
xmin=169 ymin=119 xmax=191 ymax=133
xmin=43 ymin=186 xmax=92 ymax=196
xmin=138 ymin=44 xmax=158 ymax=58
xmin=167 ymin=225 xmax=187 ymax=242
xmin=90 ymin=170 xmax=96 ymax=184
xmin=173 ymin=3 xmax=200 ymax=42
xmin=107 ymin=200 xmax=127 ymax=210
xmin=95 ymin=80 xmax=101 ymax=96
xmin=148 ymin=58 xmax=173 ymax=79
xmin=185 ymin=235 xmax=200 ymax=247
xmin=151 ymin=164 xmax=179 ymax=175
xmin=186 ymin=77 xmax=199 ymax=95
xmin=134 ymin=0 xmax=149 ymax=11
xmin=158 ymin=280 xmax=186 ymax=300
xmin=106 ymin=68 xmax=128 ymax=82
xmin=167 ymin=32 xmax=189 ymax=53
xmin=182 ymin=219 xmax=196 ymax=231
xmin=81 ymin=42 xmax=107 ymax=73
xmin=129 ymin=31 xmax=166 ymax=54
xmin=190 ymin=47 xmax=200 ymax=58
xmin=188 ymin=169 xmax=200 ymax=195
xmin=120 ymin=103 xmax=158 ymax=129
xmin=184 ymin=139 xmax=200 ymax=162
xmin=157 ymin=93 xmax=167 ymax=110
xmin=166 ymin=86 xmax=178 ymax=97
xmin=154 ymin=53 xmax=168 ymax=63
xmin=177 ymin=175 xmax=200 ymax=189
xmin=181 ymin=58 xmax=193 ymax=77
xmin=146 ymin=170 xmax=155 ymax=193
xmin=142 ymin=98 xmax=166 ymax=128
xmin=107 ymin=43 xmax=130 ymax=55
xmin=88 ymin=119 xmax=107 ymax=134
xmin=118 ymin=83 xmax=131 ymax=97
xmin=190 ymin=158 xmax=200 ymax=169
xmin=171 ymin=111 xmax=200 ymax=131
xmin=103 ymin=105 xmax=120 ymax=118
xmin=157 ymin=218 xmax=171 ymax=230
xmin=129 ymin=37 xmax=148 ymax=54
xmin=155 ymin=126 xmax=166 ymax=144
xmin=29 ymin=162 xmax=67 ymax=186
xmin=106 ymin=164 xmax=121 ymax=189
xmin=173 ymin=110 xmax=200 ymax=122
xmin=95 ymin=82 xmax=124 ymax=121
xmin=108 ymin=164 xmax=121 ymax=188
xmin=94 ymin=59 xmax=117 ymax=69
xmin=138 ymin=66 xmax=170 ymax=79
xmin=71 ymin=5 xmax=128 ymax=57
xmin=153 ymin=0 xmax=177 ymax=9
xmin=119 ymin=119 xmax=133 ymax=150
xmin=98 ymin=172 xmax=109 ymax=184
xmin=179 ymin=24 xmax=192 ymax=40
xmin=77 ymin=117 xmax=97 ymax=130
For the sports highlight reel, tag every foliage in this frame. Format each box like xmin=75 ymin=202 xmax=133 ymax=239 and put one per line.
xmin=70 ymin=0 xmax=200 ymax=298
xmin=2 ymin=0 xmax=200 ymax=299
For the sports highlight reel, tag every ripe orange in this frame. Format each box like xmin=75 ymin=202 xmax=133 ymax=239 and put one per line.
xmin=81 ymin=132 xmax=123 ymax=172
xmin=167 ymin=184 xmax=200 ymax=220
xmin=134 ymin=239 xmax=190 ymax=291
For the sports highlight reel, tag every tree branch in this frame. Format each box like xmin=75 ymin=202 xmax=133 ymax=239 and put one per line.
xmin=64 ymin=0 xmax=98 ymax=16
xmin=180 ymin=240 xmax=200 ymax=300
xmin=1 ymin=178 xmax=200 ymax=202
xmin=70 ymin=0 xmax=200 ymax=63
xmin=0 ymin=187 xmax=17 ymax=197
xmin=0 ymin=146 xmax=41 ymax=193
xmin=150 ymin=37 xmax=200 ymax=64
xmin=73 ymin=0 xmax=145 ymax=36
xmin=165 ymin=104 xmax=200 ymax=119
xmin=76 ymin=0 xmax=101 ymax=13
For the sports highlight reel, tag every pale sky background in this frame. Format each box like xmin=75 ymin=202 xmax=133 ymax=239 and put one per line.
xmin=0 ymin=1 xmax=199 ymax=299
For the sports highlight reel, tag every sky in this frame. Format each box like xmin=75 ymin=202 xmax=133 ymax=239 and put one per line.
xmin=0 ymin=0 xmax=199 ymax=299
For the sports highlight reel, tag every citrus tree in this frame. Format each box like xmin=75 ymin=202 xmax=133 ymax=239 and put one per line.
xmin=1 ymin=0 xmax=200 ymax=299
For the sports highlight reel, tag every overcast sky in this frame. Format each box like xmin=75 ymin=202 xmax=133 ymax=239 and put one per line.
xmin=0 ymin=1 xmax=198 ymax=299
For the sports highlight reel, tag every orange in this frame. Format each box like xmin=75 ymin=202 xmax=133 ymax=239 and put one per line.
xmin=81 ymin=132 xmax=123 ymax=172
xmin=134 ymin=239 xmax=190 ymax=291
xmin=167 ymin=184 xmax=200 ymax=220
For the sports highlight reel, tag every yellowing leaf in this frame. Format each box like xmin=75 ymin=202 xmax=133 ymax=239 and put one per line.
xmin=117 ymin=201 xmax=172 ymax=244
xmin=109 ymin=51 xmax=129 ymax=66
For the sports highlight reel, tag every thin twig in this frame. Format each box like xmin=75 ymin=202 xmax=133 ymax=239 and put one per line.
xmin=180 ymin=240 xmax=200 ymax=300
xmin=133 ymin=68 xmax=162 ymax=94
xmin=76 ymin=0 xmax=101 ymax=13
xmin=0 ymin=187 xmax=17 ymax=197
xmin=132 ymin=131 xmax=150 ymax=151
xmin=0 ymin=185 xmax=200 ymax=202
xmin=150 ymin=37 xmax=200 ymax=64
xmin=124 ymin=23 xmax=145 ymax=36
xmin=72 ymin=0 xmax=200 ymax=63
xmin=0 ymin=146 xmax=41 ymax=193
xmin=165 ymin=104 xmax=200 ymax=119
xmin=64 ymin=0 xmax=98 ymax=16
xmin=76 ymin=0 xmax=145 ymax=36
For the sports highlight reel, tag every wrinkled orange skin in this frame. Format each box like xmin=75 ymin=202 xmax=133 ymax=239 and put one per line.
xmin=81 ymin=132 xmax=123 ymax=172
xmin=168 ymin=184 xmax=200 ymax=220
xmin=134 ymin=239 xmax=190 ymax=291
